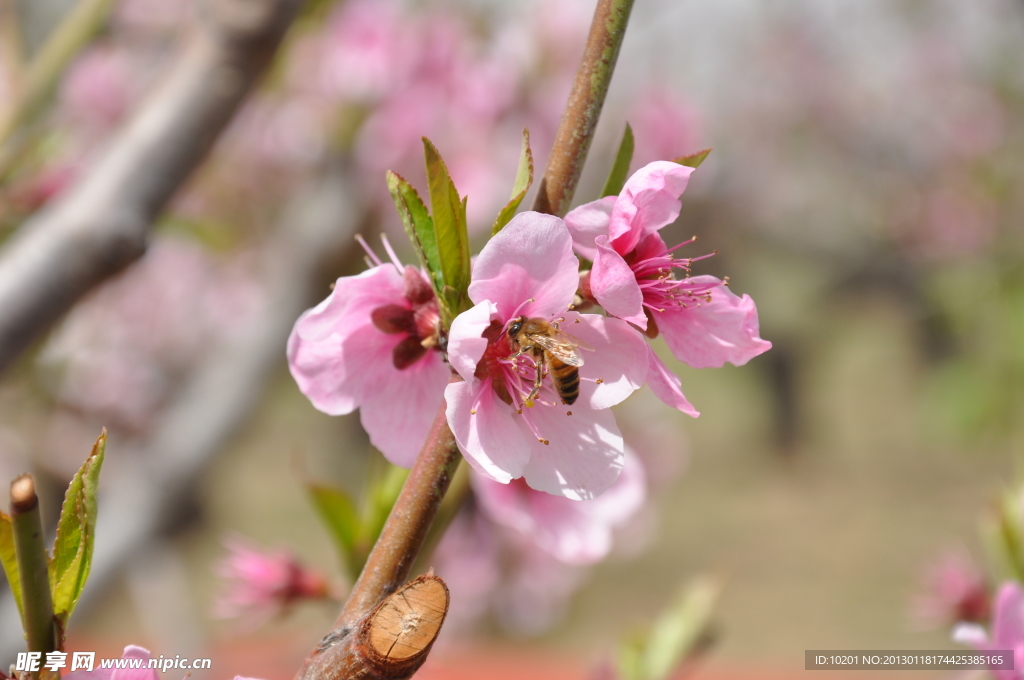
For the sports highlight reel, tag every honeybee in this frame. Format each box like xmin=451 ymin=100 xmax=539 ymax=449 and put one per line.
xmin=506 ymin=316 xmax=590 ymax=406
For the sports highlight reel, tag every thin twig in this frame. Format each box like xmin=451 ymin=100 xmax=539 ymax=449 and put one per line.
xmin=532 ymin=0 xmax=635 ymax=217
xmin=0 ymin=0 xmax=304 ymax=375
xmin=9 ymin=475 xmax=56 ymax=663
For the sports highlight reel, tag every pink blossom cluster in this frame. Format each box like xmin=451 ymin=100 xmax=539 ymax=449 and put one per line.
xmin=289 ymin=162 xmax=770 ymax=502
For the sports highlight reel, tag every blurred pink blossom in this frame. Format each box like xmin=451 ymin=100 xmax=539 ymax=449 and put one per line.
xmin=63 ymin=644 xmax=261 ymax=680
xmin=63 ymin=646 xmax=160 ymax=680
xmin=213 ymin=537 xmax=331 ymax=621
xmin=473 ymin=449 xmax=646 ymax=564
xmin=911 ymin=548 xmax=990 ymax=629
xmin=444 ymin=212 xmax=648 ymax=499
xmin=287 ymin=246 xmax=449 ymax=467
xmin=40 ymin=237 xmax=264 ymax=431
xmin=59 ymin=45 xmax=136 ymax=132
xmin=432 ymin=509 xmax=588 ymax=637
xmin=954 ymin=581 xmax=1024 ymax=680
xmin=627 ymin=90 xmax=702 ymax=167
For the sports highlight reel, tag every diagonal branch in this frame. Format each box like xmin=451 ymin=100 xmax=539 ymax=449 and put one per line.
xmin=532 ymin=0 xmax=635 ymax=217
xmin=0 ymin=0 xmax=304 ymax=375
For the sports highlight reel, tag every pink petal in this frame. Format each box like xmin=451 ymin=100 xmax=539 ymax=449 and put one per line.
xmin=111 ymin=646 xmax=158 ymax=680
xmin=446 ymin=379 xmax=532 ymax=482
xmin=360 ymin=352 xmax=451 ymax=467
xmin=287 ymin=266 xmax=405 ymax=414
xmin=645 ymin=347 xmax=699 ymax=417
xmin=448 ymin=300 xmax=498 ymax=382
xmin=468 ymin=212 xmax=579 ymax=320
xmin=567 ymin=313 xmax=648 ymax=409
xmin=564 ymin=196 xmax=616 ymax=261
xmin=474 ymin=449 xmax=646 ymax=564
xmin=589 ymin=235 xmax=647 ymax=329
xmin=609 ymin=161 xmax=694 ymax=254
xmin=654 ymin=276 xmax=772 ymax=368
xmin=521 ymin=405 xmax=624 ymax=500
xmin=993 ymin=582 xmax=1024 ymax=649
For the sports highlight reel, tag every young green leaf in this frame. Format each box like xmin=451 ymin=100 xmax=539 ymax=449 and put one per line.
xmin=0 ymin=511 xmax=24 ymax=625
xmin=672 ymin=148 xmax=712 ymax=169
xmin=387 ymin=170 xmax=442 ymax=294
xmin=423 ymin=138 xmax=472 ymax=321
xmin=640 ymin=575 xmax=721 ymax=680
xmin=49 ymin=430 xmax=105 ymax=625
xmin=307 ymin=483 xmax=359 ymax=577
xmin=602 ymin=123 xmax=635 ymax=197
xmin=492 ymin=128 xmax=535 ymax=234
xmin=356 ymin=464 xmax=409 ymax=566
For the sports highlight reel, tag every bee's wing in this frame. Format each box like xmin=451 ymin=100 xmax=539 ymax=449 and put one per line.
xmin=551 ymin=327 xmax=594 ymax=352
xmin=531 ymin=334 xmax=585 ymax=367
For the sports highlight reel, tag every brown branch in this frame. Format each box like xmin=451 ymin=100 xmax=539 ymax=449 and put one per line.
xmin=532 ymin=0 xmax=636 ymax=217
xmin=0 ymin=0 xmax=304 ymax=375
xmin=295 ymin=396 xmax=461 ymax=680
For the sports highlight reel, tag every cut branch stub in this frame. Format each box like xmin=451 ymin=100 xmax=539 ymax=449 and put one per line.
xmin=361 ymin=573 xmax=449 ymax=676
xmin=300 ymin=573 xmax=450 ymax=680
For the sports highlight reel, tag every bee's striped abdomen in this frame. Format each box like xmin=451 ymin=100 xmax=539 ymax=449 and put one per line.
xmin=549 ymin=358 xmax=580 ymax=405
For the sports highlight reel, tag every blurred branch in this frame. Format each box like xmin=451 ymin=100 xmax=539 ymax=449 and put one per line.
xmin=0 ymin=0 xmax=304 ymax=376
xmin=0 ymin=0 xmax=118 ymax=173
xmin=532 ymin=0 xmax=635 ymax=217
xmin=0 ymin=0 xmax=26 ymax=93
xmin=0 ymin=159 xmax=355 ymax=661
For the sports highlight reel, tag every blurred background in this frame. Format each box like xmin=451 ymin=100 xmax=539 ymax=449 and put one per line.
xmin=1 ymin=0 xmax=1023 ymax=678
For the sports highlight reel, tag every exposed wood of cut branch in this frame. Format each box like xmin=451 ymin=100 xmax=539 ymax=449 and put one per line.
xmin=0 ymin=0 xmax=304 ymax=375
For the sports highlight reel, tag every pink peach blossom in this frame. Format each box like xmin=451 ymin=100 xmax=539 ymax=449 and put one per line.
xmin=912 ymin=548 xmax=990 ymax=629
xmin=473 ymin=449 xmax=646 ymax=564
xmin=213 ymin=537 xmax=330 ymax=621
xmin=287 ymin=246 xmax=450 ymax=466
xmin=445 ymin=212 xmax=648 ymax=500
xmin=566 ymin=162 xmax=771 ymax=413
xmin=954 ymin=581 xmax=1023 ymax=680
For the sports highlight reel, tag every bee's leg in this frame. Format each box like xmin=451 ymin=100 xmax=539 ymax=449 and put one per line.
xmin=525 ymin=354 xmax=544 ymax=404
xmin=506 ymin=342 xmax=533 ymax=362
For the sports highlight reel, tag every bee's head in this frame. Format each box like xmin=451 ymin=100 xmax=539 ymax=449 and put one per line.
xmin=507 ymin=316 xmax=526 ymax=338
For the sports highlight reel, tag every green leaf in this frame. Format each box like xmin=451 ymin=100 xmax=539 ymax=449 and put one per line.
xmin=640 ymin=575 xmax=721 ymax=680
xmin=492 ymin=128 xmax=535 ymax=234
xmin=49 ymin=430 xmax=105 ymax=625
xmin=672 ymin=148 xmax=712 ymax=169
xmin=387 ymin=170 xmax=442 ymax=294
xmin=423 ymin=138 xmax=472 ymax=321
xmin=355 ymin=464 xmax=409 ymax=568
xmin=0 ymin=511 xmax=24 ymax=626
xmin=308 ymin=484 xmax=360 ymax=577
xmin=602 ymin=123 xmax=635 ymax=197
